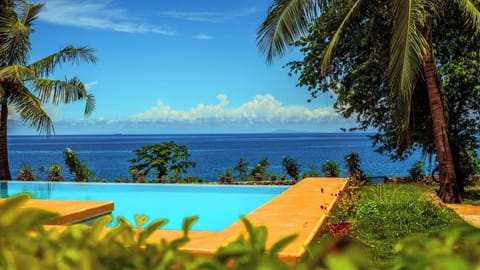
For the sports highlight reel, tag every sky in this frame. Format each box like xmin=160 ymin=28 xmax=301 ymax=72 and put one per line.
xmin=9 ymin=0 xmax=356 ymax=135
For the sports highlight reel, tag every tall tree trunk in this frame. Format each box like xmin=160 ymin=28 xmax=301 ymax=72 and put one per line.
xmin=423 ymin=51 xmax=461 ymax=203
xmin=0 ymin=96 xmax=11 ymax=180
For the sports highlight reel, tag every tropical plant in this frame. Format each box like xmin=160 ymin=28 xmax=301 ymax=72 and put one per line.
xmin=63 ymin=148 xmax=92 ymax=182
xmin=321 ymin=160 xmax=340 ymax=177
xmin=282 ymin=155 xmax=301 ymax=180
xmin=257 ymin=0 xmax=480 ymax=203
xmin=0 ymin=1 xmax=97 ymax=180
xmin=344 ymin=152 xmax=368 ymax=185
xmin=16 ymin=163 xmax=36 ymax=181
xmin=251 ymin=163 xmax=266 ymax=180
xmin=46 ymin=164 xmax=63 ymax=182
xmin=234 ymin=158 xmax=249 ymax=180
xmin=408 ymin=160 xmax=426 ymax=182
xmin=129 ymin=141 xmax=196 ymax=180
xmin=306 ymin=164 xmax=320 ymax=177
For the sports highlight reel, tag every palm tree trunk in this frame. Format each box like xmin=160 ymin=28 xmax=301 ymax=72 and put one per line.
xmin=0 ymin=96 xmax=11 ymax=180
xmin=423 ymin=51 xmax=461 ymax=203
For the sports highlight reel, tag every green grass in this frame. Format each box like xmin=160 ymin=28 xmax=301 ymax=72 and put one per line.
xmin=348 ymin=184 xmax=466 ymax=269
xmin=463 ymin=185 xmax=480 ymax=205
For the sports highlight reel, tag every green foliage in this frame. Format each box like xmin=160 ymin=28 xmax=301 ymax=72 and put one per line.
xmin=0 ymin=0 xmax=97 ymax=180
xmin=463 ymin=185 xmax=480 ymax=205
xmin=0 ymin=191 xmax=478 ymax=269
xmin=251 ymin=164 xmax=266 ymax=181
xmin=234 ymin=158 xmax=249 ymax=181
xmin=282 ymin=155 xmax=301 ymax=180
xmin=287 ymin=0 xmax=480 ymax=193
xmin=408 ymin=161 xmax=426 ymax=182
xmin=344 ymin=152 xmax=369 ymax=185
xmin=216 ymin=218 xmax=298 ymax=269
xmin=321 ymin=160 xmax=340 ymax=177
xmin=46 ymin=164 xmax=63 ymax=181
xmin=129 ymin=141 xmax=196 ymax=180
xmin=63 ymin=148 xmax=92 ymax=182
xmin=351 ymin=184 xmax=466 ymax=268
xmin=394 ymin=225 xmax=480 ymax=270
xmin=306 ymin=165 xmax=319 ymax=177
xmin=16 ymin=164 xmax=36 ymax=181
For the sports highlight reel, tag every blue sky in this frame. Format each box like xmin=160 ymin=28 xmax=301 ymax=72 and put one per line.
xmin=9 ymin=0 xmax=355 ymax=135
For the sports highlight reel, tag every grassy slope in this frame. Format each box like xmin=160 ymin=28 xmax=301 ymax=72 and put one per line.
xmin=349 ymin=184 xmax=466 ymax=269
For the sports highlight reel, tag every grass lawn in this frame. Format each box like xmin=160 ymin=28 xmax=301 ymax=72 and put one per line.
xmin=318 ymin=184 xmax=469 ymax=269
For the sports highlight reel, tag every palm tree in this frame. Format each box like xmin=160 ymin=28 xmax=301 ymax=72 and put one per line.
xmin=257 ymin=0 xmax=480 ymax=203
xmin=0 ymin=1 xmax=97 ymax=180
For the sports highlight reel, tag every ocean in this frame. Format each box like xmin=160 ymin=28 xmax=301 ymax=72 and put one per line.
xmin=8 ymin=133 xmax=425 ymax=182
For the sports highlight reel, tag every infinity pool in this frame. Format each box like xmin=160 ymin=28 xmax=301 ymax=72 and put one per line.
xmin=0 ymin=182 xmax=289 ymax=231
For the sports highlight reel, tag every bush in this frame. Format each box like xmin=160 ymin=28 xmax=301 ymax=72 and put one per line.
xmin=344 ymin=152 xmax=369 ymax=185
xmin=408 ymin=160 xmax=426 ymax=182
xmin=16 ymin=164 xmax=36 ymax=181
xmin=282 ymin=155 xmax=301 ymax=180
xmin=64 ymin=148 xmax=92 ymax=182
xmin=0 ymin=194 xmax=478 ymax=269
xmin=46 ymin=164 xmax=64 ymax=182
xmin=321 ymin=160 xmax=340 ymax=177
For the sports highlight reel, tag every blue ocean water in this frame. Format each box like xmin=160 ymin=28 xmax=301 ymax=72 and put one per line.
xmin=8 ymin=133 xmax=425 ymax=181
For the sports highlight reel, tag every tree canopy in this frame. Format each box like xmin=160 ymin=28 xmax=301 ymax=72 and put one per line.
xmin=129 ymin=142 xmax=196 ymax=180
xmin=285 ymin=0 xmax=480 ymax=190
xmin=0 ymin=0 xmax=97 ymax=179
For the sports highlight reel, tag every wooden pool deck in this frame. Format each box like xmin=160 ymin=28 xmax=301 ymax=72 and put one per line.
xmin=10 ymin=177 xmax=348 ymax=264
xmin=0 ymin=198 xmax=114 ymax=225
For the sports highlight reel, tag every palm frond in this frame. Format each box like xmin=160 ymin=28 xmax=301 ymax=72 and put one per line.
xmin=0 ymin=12 xmax=31 ymax=65
xmin=33 ymin=76 xmax=86 ymax=104
xmin=10 ymin=86 xmax=54 ymax=134
xmin=389 ymin=0 xmax=429 ymax=136
xmin=321 ymin=0 xmax=367 ymax=74
xmin=84 ymin=93 xmax=95 ymax=117
xmin=257 ymin=0 xmax=323 ymax=63
xmin=18 ymin=1 xmax=44 ymax=28
xmin=0 ymin=65 xmax=35 ymax=84
xmin=32 ymin=76 xmax=95 ymax=117
xmin=454 ymin=0 xmax=480 ymax=33
xmin=28 ymin=46 xmax=98 ymax=77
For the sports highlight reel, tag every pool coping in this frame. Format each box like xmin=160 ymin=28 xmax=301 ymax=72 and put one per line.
xmin=10 ymin=177 xmax=348 ymax=264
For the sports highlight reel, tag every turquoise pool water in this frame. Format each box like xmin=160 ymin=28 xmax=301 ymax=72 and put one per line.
xmin=0 ymin=182 xmax=288 ymax=231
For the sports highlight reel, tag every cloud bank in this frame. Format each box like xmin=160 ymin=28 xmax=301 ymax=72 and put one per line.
xmin=132 ymin=94 xmax=340 ymax=125
xmin=39 ymin=0 xmax=175 ymax=35
xmin=8 ymin=94 xmax=353 ymax=135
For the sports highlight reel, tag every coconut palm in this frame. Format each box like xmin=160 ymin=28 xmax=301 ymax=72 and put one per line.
xmin=0 ymin=1 xmax=97 ymax=180
xmin=257 ymin=0 xmax=480 ymax=203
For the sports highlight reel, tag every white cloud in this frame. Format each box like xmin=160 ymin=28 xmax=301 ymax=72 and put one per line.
xmin=132 ymin=94 xmax=339 ymax=125
xmin=39 ymin=0 xmax=175 ymax=35
xmin=159 ymin=8 xmax=258 ymax=23
xmin=193 ymin=34 xmax=213 ymax=40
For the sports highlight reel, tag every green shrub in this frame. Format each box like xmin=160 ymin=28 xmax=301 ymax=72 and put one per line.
xmin=16 ymin=163 xmax=36 ymax=181
xmin=344 ymin=152 xmax=369 ymax=185
xmin=408 ymin=160 xmax=426 ymax=182
xmin=321 ymin=160 xmax=340 ymax=177
xmin=282 ymin=155 xmax=301 ymax=180
xmin=64 ymin=148 xmax=92 ymax=182
xmin=0 ymin=193 xmax=478 ymax=269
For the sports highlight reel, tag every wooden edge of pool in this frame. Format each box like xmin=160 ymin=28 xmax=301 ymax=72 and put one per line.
xmin=0 ymin=199 xmax=114 ymax=225
xmin=15 ymin=177 xmax=348 ymax=265
xmin=146 ymin=177 xmax=349 ymax=264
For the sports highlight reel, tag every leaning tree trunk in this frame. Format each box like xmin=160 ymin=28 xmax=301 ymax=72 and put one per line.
xmin=423 ymin=51 xmax=461 ymax=203
xmin=0 ymin=96 xmax=12 ymax=180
